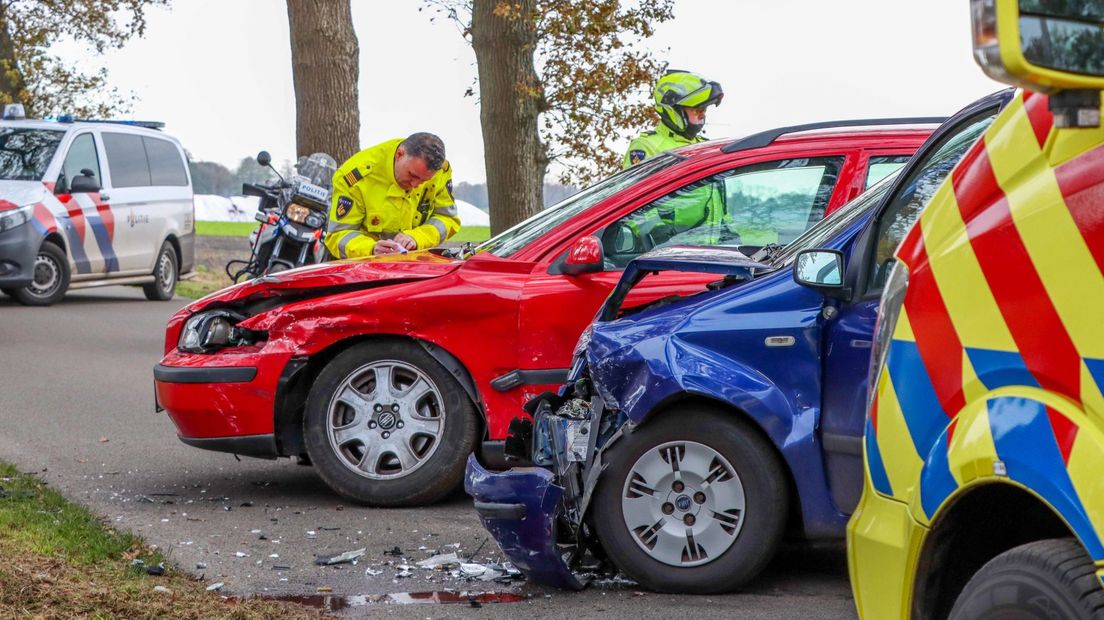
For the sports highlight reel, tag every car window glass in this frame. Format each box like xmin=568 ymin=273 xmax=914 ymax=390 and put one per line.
xmin=775 ymin=174 xmax=897 ymax=268
xmin=144 ymin=137 xmax=187 ymax=186
xmin=602 ymin=157 xmax=844 ymax=270
xmin=102 ymin=132 xmax=151 ymax=188
xmin=477 ymin=153 xmax=681 ymax=259
xmin=865 ymin=155 xmax=911 ymax=189
xmin=865 ymin=111 xmax=999 ymax=292
xmin=56 ymin=133 xmax=101 ymax=193
xmin=0 ymin=128 xmax=64 ymax=181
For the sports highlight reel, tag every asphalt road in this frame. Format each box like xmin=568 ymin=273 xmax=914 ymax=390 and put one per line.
xmin=0 ymin=286 xmax=858 ymax=619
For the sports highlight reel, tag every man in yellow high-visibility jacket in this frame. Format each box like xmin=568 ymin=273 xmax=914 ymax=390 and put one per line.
xmin=325 ymin=132 xmax=460 ymax=258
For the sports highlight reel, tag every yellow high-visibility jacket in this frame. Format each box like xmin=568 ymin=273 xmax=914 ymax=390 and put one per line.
xmin=325 ymin=138 xmax=460 ymax=259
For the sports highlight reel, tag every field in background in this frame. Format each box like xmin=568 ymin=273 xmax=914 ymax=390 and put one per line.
xmin=195 ymin=221 xmax=491 ymax=243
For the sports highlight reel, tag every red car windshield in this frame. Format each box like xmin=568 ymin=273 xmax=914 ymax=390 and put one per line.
xmin=476 ymin=154 xmax=682 ymax=258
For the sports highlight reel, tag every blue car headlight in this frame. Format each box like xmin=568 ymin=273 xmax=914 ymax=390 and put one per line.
xmin=0 ymin=204 xmax=34 ymax=233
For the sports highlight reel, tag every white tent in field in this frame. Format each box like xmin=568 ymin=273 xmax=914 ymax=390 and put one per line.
xmin=194 ymin=194 xmax=490 ymax=227
xmin=456 ymin=200 xmax=489 ymax=227
xmin=194 ymin=195 xmax=260 ymax=222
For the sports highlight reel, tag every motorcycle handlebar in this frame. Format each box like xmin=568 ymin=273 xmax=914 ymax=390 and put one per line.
xmin=242 ymin=182 xmax=290 ymax=198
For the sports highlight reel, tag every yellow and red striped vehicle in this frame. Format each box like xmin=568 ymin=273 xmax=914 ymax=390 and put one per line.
xmin=849 ymin=1 xmax=1104 ymax=618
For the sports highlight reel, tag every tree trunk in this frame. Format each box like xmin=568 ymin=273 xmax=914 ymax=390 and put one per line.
xmin=0 ymin=7 xmax=29 ymax=114
xmin=471 ymin=0 xmax=547 ymax=234
xmin=286 ymin=0 xmax=360 ymax=162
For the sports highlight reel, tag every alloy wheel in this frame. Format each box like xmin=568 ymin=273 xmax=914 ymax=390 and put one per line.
xmin=621 ymin=440 xmax=747 ymax=567
xmin=325 ymin=360 xmax=445 ymax=480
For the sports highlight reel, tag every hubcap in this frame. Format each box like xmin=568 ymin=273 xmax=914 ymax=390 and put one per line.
xmin=158 ymin=252 xmax=174 ymax=292
xmin=29 ymin=253 xmax=60 ymax=297
xmin=621 ymin=440 xmax=746 ymax=567
xmin=325 ymin=360 xmax=445 ymax=480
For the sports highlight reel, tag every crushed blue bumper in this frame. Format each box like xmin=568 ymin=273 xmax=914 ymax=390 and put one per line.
xmin=464 ymin=454 xmax=585 ymax=590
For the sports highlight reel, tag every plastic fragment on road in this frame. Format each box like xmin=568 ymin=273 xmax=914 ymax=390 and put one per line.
xmin=152 ymin=585 xmax=172 ymax=595
xmin=416 ymin=552 xmax=460 ymax=569
xmin=206 ymin=582 xmax=224 ymax=592
xmin=315 ymin=547 xmax=367 ymax=566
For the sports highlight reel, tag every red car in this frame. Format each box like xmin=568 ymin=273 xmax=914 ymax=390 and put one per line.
xmin=154 ymin=120 xmax=934 ymax=506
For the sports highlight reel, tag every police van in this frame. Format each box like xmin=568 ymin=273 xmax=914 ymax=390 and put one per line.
xmin=0 ymin=105 xmax=195 ymax=305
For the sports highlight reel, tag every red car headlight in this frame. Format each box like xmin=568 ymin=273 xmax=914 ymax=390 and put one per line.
xmin=178 ymin=310 xmax=266 ymax=353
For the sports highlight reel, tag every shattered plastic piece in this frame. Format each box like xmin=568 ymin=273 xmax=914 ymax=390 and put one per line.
xmin=459 ymin=563 xmax=487 ymax=577
xmin=272 ymin=565 xmax=291 ymax=571
xmin=416 ymin=553 xmax=460 ymax=569
xmin=146 ymin=563 xmax=166 ymax=576
xmin=129 ymin=559 xmax=145 ymax=569
xmin=365 ymin=568 xmax=383 ymax=576
xmin=383 ymin=546 xmax=403 ymax=557
xmin=152 ymin=585 xmax=172 ymax=595
xmin=315 ymin=547 xmax=367 ymax=566
xmin=196 ymin=562 xmax=208 ymax=570
xmin=206 ymin=582 xmax=224 ymax=592
xmin=235 ymin=552 xmax=248 ymax=558
xmin=317 ymin=586 xmax=333 ymax=593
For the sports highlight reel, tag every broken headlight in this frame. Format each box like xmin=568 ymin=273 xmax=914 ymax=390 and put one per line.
xmin=178 ymin=309 xmax=264 ymax=353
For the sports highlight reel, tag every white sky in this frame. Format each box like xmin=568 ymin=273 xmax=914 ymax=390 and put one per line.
xmin=85 ymin=0 xmax=1005 ymax=183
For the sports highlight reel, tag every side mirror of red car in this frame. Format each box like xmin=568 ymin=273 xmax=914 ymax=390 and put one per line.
xmin=562 ymin=235 xmax=604 ymax=275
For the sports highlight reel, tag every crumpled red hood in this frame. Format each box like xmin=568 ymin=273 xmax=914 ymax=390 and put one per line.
xmin=189 ymin=250 xmax=462 ymax=309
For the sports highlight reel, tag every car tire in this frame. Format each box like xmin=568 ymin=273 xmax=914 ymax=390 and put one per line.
xmin=949 ymin=538 xmax=1104 ymax=620
xmin=12 ymin=241 xmax=69 ymax=306
xmin=143 ymin=242 xmax=177 ymax=301
xmin=303 ymin=340 xmax=479 ymax=507
xmin=591 ymin=405 xmax=788 ymax=593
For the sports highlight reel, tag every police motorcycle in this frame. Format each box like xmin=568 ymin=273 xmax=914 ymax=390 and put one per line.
xmin=226 ymin=150 xmax=337 ymax=283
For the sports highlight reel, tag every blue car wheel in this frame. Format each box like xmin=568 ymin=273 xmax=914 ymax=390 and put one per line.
xmin=591 ymin=405 xmax=788 ymax=593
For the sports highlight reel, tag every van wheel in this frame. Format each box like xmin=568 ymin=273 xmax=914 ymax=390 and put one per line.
xmin=949 ymin=539 xmax=1104 ymax=620
xmin=12 ymin=241 xmax=69 ymax=306
xmin=591 ymin=405 xmax=788 ymax=593
xmin=143 ymin=242 xmax=177 ymax=301
xmin=303 ymin=340 xmax=479 ymax=506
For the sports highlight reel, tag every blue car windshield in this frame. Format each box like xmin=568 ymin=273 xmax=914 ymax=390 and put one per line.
xmin=771 ymin=172 xmax=897 ymax=267
xmin=476 ymin=154 xmax=682 ymax=258
xmin=0 ymin=127 xmax=64 ymax=181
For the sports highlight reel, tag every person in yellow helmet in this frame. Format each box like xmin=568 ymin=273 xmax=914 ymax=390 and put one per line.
xmin=325 ymin=132 xmax=460 ymax=258
xmin=623 ymin=70 xmax=723 ymax=168
xmin=622 ymin=71 xmax=730 ymax=244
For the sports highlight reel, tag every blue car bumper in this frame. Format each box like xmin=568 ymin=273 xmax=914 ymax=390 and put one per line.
xmin=464 ymin=454 xmax=585 ymax=590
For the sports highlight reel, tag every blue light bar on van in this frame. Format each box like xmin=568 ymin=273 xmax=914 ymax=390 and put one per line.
xmin=54 ymin=116 xmax=165 ymax=130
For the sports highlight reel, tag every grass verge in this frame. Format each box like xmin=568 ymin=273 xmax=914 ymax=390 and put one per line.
xmin=195 ymin=221 xmax=258 ymax=237
xmin=0 ymin=461 xmax=318 ymax=618
xmin=177 ymin=264 xmax=232 ymax=301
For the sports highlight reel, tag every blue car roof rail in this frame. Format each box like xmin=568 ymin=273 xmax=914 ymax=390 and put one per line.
xmin=721 ymin=117 xmax=948 ymax=153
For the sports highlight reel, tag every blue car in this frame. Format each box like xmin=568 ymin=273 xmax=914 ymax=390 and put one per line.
xmin=465 ymin=90 xmax=1014 ymax=594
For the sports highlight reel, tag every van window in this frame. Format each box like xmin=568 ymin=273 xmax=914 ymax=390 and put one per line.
xmin=102 ymin=132 xmax=151 ymax=188
xmin=144 ymin=137 xmax=187 ymax=186
xmin=0 ymin=128 xmax=64 ymax=181
xmin=57 ymin=133 xmax=101 ymax=193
